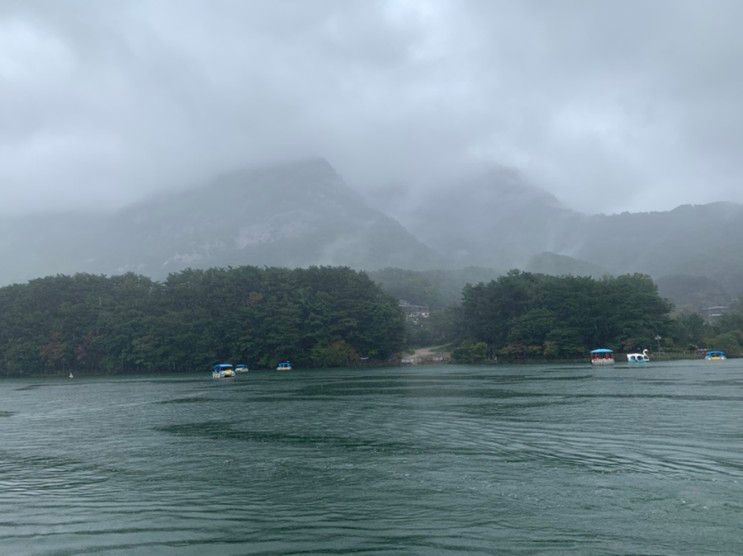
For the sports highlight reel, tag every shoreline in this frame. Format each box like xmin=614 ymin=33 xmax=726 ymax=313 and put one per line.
xmin=1 ymin=354 xmax=727 ymax=378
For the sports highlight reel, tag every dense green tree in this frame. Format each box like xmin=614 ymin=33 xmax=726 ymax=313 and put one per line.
xmin=460 ymin=271 xmax=674 ymax=359
xmin=670 ymin=311 xmax=709 ymax=350
xmin=0 ymin=266 xmax=404 ymax=375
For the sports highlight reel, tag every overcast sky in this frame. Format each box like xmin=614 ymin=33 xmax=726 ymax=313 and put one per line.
xmin=1 ymin=0 xmax=742 ymax=215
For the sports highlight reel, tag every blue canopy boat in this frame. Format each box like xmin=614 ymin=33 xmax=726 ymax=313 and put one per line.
xmin=705 ymin=350 xmax=727 ymax=361
xmin=590 ymin=348 xmax=615 ymax=366
xmin=212 ymin=363 xmax=235 ymax=379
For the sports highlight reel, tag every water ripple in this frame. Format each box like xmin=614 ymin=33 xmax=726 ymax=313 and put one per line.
xmin=1 ymin=362 xmax=742 ymax=554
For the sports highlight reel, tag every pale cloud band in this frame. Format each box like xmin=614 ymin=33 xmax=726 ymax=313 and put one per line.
xmin=1 ymin=0 xmax=742 ymax=215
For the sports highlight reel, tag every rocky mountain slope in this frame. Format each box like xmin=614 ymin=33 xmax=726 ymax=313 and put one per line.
xmin=0 ymin=159 xmax=438 ymax=285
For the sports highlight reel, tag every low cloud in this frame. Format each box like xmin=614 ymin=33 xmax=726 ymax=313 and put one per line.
xmin=1 ymin=0 xmax=742 ymax=215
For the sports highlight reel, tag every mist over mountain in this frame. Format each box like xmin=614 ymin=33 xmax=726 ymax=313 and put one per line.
xmin=655 ymin=274 xmax=734 ymax=313
xmin=399 ymin=168 xmax=582 ymax=268
xmin=401 ymin=168 xmax=743 ymax=300
xmin=0 ymin=159 xmax=438 ymax=284
xmin=1 ymin=157 xmax=741 ymax=309
xmin=573 ymin=203 xmax=743 ymax=294
xmin=3 ymin=1 xmax=743 ymax=310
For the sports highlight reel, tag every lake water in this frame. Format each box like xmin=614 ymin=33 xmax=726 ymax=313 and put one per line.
xmin=2 ymin=360 xmax=743 ymax=554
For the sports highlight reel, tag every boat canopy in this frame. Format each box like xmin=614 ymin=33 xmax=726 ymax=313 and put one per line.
xmin=213 ymin=363 xmax=233 ymax=371
xmin=590 ymin=348 xmax=613 ymax=354
xmin=706 ymin=351 xmax=726 ymax=357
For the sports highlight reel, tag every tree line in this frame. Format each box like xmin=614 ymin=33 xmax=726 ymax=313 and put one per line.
xmin=0 ymin=266 xmax=404 ymax=375
xmin=402 ymin=270 xmax=743 ymax=362
xmin=1 ymin=265 xmax=740 ymax=375
xmin=454 ymin=271 xmax=673 ymax=360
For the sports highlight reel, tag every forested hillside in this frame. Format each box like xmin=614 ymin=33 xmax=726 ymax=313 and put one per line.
xmin=0 ymin=266 xmax=404 ymax=375
xmin=458 ymin=271 xmax=673 ymax=359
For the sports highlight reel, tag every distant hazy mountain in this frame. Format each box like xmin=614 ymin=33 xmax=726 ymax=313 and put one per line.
xmin=0 ymin=211 xmax=105 ymax=284
xmin=0 ymin=159 xmax=438 ymax=285
xmin=2 ymin=158 xmax=742 ymax=308
xmin=655 ymin=274 xmax=733 ymax=313
xmin=390 ymin=168 xmax=743 ymax=311
xmin=571 ymin=202 xmax=743 ymax=297
xmin=403 ymin=170 xmax=743 ymax=297
xmin=405 ymin=167 xmax=583 ymax=268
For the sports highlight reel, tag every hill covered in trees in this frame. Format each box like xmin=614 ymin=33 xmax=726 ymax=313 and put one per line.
xmin=448 ymin=270 xmax=743 ymax=362
xmin=456 ymin=271 xmax=674 ymax=360
xmin=0 ymin=266 xmax=404 ymax=376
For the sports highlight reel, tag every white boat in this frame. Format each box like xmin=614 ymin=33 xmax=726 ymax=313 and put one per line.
xmin=591 ymin=348 xmax=615 ymax=365
xmin=212 ymin=363 xmax=236 ymax=379
xmin=627 ymin=349 xmax=650 ymax=364
xmin=235 ymin=364 xmax=249 ymax=374
xmin=276 ymin=361 xmax=292 ymax=371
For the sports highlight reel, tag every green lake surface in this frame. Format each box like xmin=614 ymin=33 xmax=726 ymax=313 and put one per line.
xmin=2 ymin=360 xmax=743 ymax=554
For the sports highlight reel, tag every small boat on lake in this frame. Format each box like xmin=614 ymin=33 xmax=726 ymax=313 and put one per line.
xmin=212 ymin=363 xmax=236 ymax=379
xmin=705 ymin=350 xmax=727 ymax=361
xmin=627 ymin=349 xmax=650 ymax=364
xmin=235 ymin=364 xmax=249 ymax=374
xmin=591 ymin=348 xmax=615 ymax=366
xmin=276 ymin=361 xmax=292 ymax=371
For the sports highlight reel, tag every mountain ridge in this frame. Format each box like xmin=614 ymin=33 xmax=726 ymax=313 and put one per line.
xmin=0 ymin=158 xmax=440 ymax=284
xmin=1 ymin=158 xmax=742 ymax=304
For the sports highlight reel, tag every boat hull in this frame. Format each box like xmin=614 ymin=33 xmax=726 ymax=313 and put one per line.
xmin=591 ymin=358 xmax=615 ymax=366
